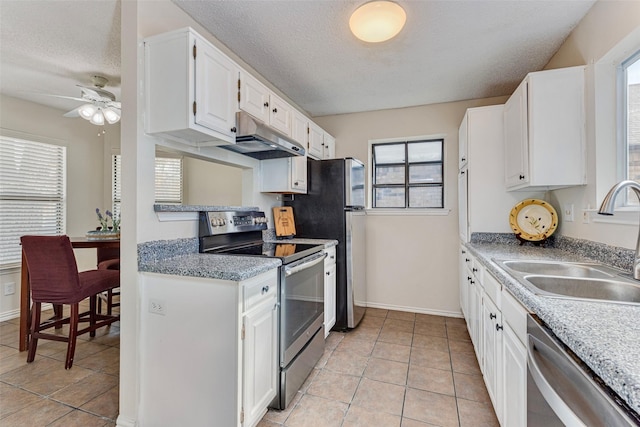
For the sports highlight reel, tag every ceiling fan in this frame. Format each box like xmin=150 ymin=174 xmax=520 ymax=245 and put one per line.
xmin=56 ymin=75 xmax=121 ymax=125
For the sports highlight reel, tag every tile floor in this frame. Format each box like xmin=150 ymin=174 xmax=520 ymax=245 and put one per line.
xmin=259 ymin=308 xmax=499 ymax=427
xmin=0 ymin=303 xmax=120 ymax=427
xmin=0 ymin=306 xmax=497 ymax=427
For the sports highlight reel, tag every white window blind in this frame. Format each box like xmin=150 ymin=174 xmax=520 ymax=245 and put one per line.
xmin=112 ymin=155 xmax=183 ymax=215
xmin=0 ymin=136 xmax=66 ymax=267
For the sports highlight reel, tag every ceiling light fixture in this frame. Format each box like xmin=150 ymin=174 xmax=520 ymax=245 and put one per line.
xmin=350 ymin=1 xmax=406 ymax=43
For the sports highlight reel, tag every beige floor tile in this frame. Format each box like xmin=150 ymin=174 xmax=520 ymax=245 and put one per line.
xmin=324 ymin=350 xmax=369 ymax=377
xmin=0 ymin=382 xmax=43 ymax=419
xmin=258 ymin=419 xmax=283 ymax=427
xmin=414 ymin=314 xmax=446 ymax=325
xmin=453 ymin=371 xmax=491 ymax=403
xmin=400 ymin=418 xmax=436 ymax=427
xmin=448 ymin=339 xmax=474 ymax=354
xmin=372 ymin=341 xmax=411 ymax=363
xmin=48 ymin=341 xmax=111 ymax=363
xmin=80 ymin=385 xmax=119 ymax=419
xmin=47 ymin=408 xmax=111 ymax=427
xmin=446 ymin=324 xmax=471 ymax=342
xmin=451 ymin=351 xmax=482 ymax=376
xmin=383 ymin=318 xmax=415 ymax=333
xmin=315 ymin=347 xmax=333 ymax=369
xmin=264 ymin=391 xmax=302 ymax=424
xmin=0 ymin=352 xmax=28 ymax=375
xmin=351 ymin=378 xmax=405 ymax=416
xmin=335 ymin=337 xmax=375 ymax=357
xmin=0 ymin=357 xmax=94 ymax=396
xmin=386 ymin=310 xmax=416 ymax=322
xmin=35 ymin=339 xmax=70 ymax=356
xmin=73 ymin=347 xmax=120 ymax=371
xmin=0 ymin=397 xmax=72 ymax=426
xmin=343 ymin=405 xmax=401 ymax=427
xmin=324 ymin=332 xmax=345 ymax=351
xmin=414 ymin=322 xmax=447 ymax=338
xmin=306 ymin=369 xmax=361 ymax=403
xmin=365 ymin=308 xmax=388 ymax=318
xmin=343 ymin=326 xmax=380 ymax=343
xmin=407 ymin=365 xmax=455 ymax=396
xmin=403 ymin=388 xmax=458 ymax=427
xmin=410 ymin=347 xmax=451 ymax=371
xmin=49 ymin=372 xmax=118 ymax=407
xmin=457 ymin=398 xmax=500 ymax=427
xmin=299 ymin=368 xmax=319 ymax=393
xmin=364 ymin=358 xmax=408 ymax=385
xmin=378 ymin=328 xmax=413 ymax=346
xmin=0 ymin=344 xmax=18 ymax=358
xmin=412 ymin=334 xmax=449 ymax=352
xmin=284 ymin=394 xmax=347 ymax=427
xmin=359 ymin=315 xmax=385 ymax=329
xmin=445 ymin=317 xmax=466 ymax=326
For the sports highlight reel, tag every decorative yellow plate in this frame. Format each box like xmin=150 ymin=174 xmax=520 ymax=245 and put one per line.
xmin=509 ymin=199 xmax=558 ymax=242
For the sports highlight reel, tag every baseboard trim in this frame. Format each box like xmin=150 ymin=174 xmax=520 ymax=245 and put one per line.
xmin=365 ymin=302 xmax=463 ymax=319
xmin=0 ymin=303 xmax=54 ymax=323
xmin=116 ymin=415 xmax=138 ymax=427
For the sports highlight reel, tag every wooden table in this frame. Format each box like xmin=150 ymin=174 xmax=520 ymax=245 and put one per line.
xmin=19 ymin=237 xmax=120 ymax=351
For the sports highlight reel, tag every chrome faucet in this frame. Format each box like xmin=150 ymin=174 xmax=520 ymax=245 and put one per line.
xmin=598 ymin=180 xmax=640 ymax=280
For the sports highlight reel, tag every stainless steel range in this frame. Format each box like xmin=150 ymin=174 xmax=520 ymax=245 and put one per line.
xmin=199 ymin=210 xmax=326 ymax=410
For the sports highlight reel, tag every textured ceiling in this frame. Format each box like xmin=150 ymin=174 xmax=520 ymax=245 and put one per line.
xmin=0 ymin=0 xmax=595 ymax=118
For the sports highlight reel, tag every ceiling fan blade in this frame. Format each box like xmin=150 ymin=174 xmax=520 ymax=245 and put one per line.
xmin=107 ymin=101 xmax=121 ymax=109
xmin=63 ymin=106 xmax=83 ymax=118
xmin=79 ymin=87 xmax=101 ymax=98
xmin=37 ymin=93 xmax=87 ymax=103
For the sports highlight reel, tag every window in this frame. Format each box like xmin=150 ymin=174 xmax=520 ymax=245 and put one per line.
xmin=624 ymin=50 xmax=640 ymax=206
xmin=372 ymin=139 xmax=444 ymax=208
xmin=0 ymin=136 xmax=66 ymax=267
xmin=112 ymin=155 xmax=183 ymax=216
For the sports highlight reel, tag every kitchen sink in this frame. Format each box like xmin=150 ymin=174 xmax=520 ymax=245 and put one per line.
xmin=499 ymin=260 xmax=614 ymax=279
xmin=496 ymin=259 xmax=640 ymax=305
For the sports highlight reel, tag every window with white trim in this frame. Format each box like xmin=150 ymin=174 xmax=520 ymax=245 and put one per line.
xmin=371 ymin=139 xmax=444 ymax=208
xmin=623 ymin=50 xmax=640 ymax=206
xmin=0 ymin=136 xmax=66 ymax=267
xmin=112 ymin=154 xmax=183 ymax=216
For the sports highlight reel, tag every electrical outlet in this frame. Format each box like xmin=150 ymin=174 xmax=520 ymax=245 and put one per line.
xmin=583 ymin=209 xmax=590 ymax=224
xmin=3 ymin=282 xmax=15 ymax=296
xmin=563 ymin=204 xmax=574 ymax=222
xmin=149 ymin=298 xmax=166 ymax=315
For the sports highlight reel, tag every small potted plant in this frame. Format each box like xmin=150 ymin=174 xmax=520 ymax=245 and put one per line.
xmin=86 ymin=208 xmax=120 ymax=240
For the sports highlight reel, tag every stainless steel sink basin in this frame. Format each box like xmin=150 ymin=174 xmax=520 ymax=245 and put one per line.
xmin=495 ymin=259 xmax=640 ymax=305
xmin=524 ymin=275 xmax=640 ymax=304
xmin=500 ymin=260 xmax=615 ymax=278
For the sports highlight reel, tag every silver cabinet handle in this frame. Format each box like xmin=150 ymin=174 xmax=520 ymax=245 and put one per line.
xmin=284 ymin=253 xmax=327 ymax=277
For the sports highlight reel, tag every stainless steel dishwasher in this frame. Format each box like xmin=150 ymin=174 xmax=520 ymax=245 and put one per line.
xmin=527 ymin=314 xmax=640 ymax=426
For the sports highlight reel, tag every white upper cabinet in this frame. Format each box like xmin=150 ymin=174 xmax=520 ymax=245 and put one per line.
xmin=323 ymin=132 xmax=336 ymax=159
xmin=144 ymin=28 xmax=238 ymax=146
xmin=504 ymin=66 xmax=586 ymax=191
xmin=239 ymin=70 xmax=292 ymax=137
xmin=261 ymin=157 xmax=307 ymax=194
xmin=308 ymin=122 xmax=325 ymax=160
xmin=458 ymin=113 xmax=469 ymax=170
xmin=291 ymin=110 xmax=309 ymax=146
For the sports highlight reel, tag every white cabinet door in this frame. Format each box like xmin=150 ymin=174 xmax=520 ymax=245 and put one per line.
xmin=291 ymin=110 xmax=308 ymax=146
xmin=459 ymin=246 xmax=470 ymax=318
xmin=239 ymin=70 xmax=270 ymax=123
xmin=260 ymin=157 xmax=307 ymax=194
xmin=469 ymin=277 xmax=482 ymax=362
xmin=458 ymin=168 xmax=468 ymax=242
xmin=323 ymin=133 xmax=336 ymax=159
xmin=482 ymin=295 xmax=503 ymax=421
xmin=324 ymin=262 xmax=336 ymax=337
xmin=459 ymin=112 xmax=468 ymax=169
xmin=501 ymin=322 xmax=527 ymax=427
xmin=269 ymin=92 xmax=292 ymax=136
xmin=504 ymin=80 xmax=529 ymax=188
xmin=308 ymin=122 xmax=325 ymax=160
xmin=243 ymin=298 xmax=278 ymax=427
xmin=291 ymin=156 xmax=307 ymax=192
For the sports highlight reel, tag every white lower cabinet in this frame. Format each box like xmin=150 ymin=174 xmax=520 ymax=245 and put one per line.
xmin=459 ymin=247 xmax=530 ymax=426
xmin=139 ymin=269 xmax=278 ymax=427
xmin=324 ymin=246 xmax=337 ymax=337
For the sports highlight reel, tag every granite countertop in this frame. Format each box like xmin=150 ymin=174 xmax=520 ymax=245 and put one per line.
xmin=465 ymin=241 xmax=640 ymax=415
xmin=154 ymin=204 xmax=259 ymax=212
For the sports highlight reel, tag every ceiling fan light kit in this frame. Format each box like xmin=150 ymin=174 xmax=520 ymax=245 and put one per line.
xmin=350 ymin=0 xmax=406 ymax=43
xmin=59 ymin=75 xmax=121 ymax=126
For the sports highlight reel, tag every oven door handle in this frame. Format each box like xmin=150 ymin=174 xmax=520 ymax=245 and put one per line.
xmin=527 ymin=334 xmax=588 ymax=427
xmin=284 ymin=253 xmax=327 ymax=277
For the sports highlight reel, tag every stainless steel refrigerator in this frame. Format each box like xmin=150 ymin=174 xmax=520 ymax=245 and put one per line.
xmin=285 ymin=157 xmax=366 ymax=330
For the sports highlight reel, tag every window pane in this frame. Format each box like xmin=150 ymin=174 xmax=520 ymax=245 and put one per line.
xmin=626 ymin=53 xmax=640 ymax=206
xmin=155 ymin=157 xmax=183 ymax=204
xmin=374 ymin=144 xmax=405 ymax=164
xmin=409 ymin=164 xmax=442 ymax=184
xmin=409 ymin=186 xmax=443 ymax=208
xmin=408 ymin=141 xmax=442 ymax=163
xmin=374 ymin=188 xmax=405 ymax=207
xmin=375 ymin=165 xmax=405 ymax=184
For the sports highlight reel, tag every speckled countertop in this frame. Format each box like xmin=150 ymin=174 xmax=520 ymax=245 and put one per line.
xmin=138 ymin=235 xmax=336 ymax=282
xmin=465 ymin=237 xmax=640 ymax=416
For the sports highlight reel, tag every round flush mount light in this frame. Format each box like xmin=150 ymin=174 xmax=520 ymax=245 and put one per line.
xmin=349 ymin=1 xmax=406 ymax=43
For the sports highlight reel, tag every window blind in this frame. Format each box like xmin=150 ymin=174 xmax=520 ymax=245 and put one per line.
xmin=0 ymin=136 xmax=66 ymax=267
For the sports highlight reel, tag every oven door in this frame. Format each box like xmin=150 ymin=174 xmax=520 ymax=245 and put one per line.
xmin=280 ymin=251 xmax=326 ymax=367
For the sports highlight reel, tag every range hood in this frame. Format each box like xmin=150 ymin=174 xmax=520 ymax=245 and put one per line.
xmin=220 ymin=111 xmax=306 ymax=160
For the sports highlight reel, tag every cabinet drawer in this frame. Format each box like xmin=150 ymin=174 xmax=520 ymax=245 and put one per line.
xmin=324 ymin=246 xmax=336 ymax=267
xmin=482 ymin=272 xmax=501 ymax=309
xmin=501 ymin=288 xmax=529 ymax=345
xmin=471 ymin=258 xmax=484 ymax=283
xmin=243 ymin=274 xmax=277 ymax=313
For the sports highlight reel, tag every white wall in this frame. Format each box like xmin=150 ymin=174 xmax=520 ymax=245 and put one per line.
xmin=544 ymin=1 xmax=640 ymax=249
xmin=0 ymin=94 xmax=111 ymax=319
xmin=314 ymin=96 xmax=507 ymax=316
xmin=183 ymin=157 xmax=243 ymax=206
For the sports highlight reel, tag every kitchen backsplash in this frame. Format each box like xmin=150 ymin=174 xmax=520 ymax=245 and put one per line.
xmin=470 ymin=233 xmax=634 ymax=272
